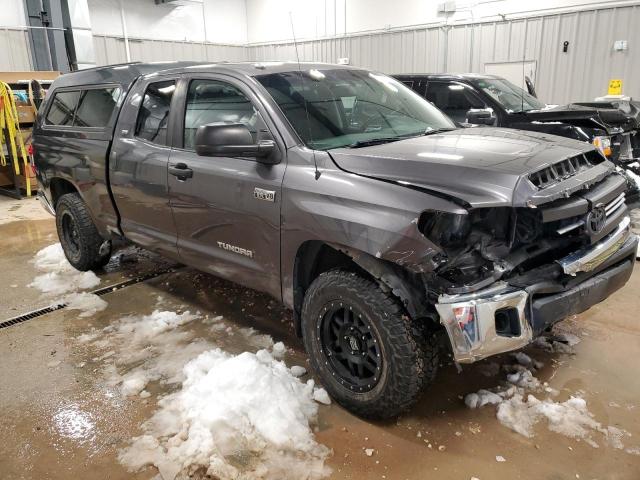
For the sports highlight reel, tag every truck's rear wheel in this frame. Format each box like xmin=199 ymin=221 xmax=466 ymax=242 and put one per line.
xmin=56 ymin=193 xmax=111 ymax=271
xmin=301 ymin=269 xmax=438 ymax=419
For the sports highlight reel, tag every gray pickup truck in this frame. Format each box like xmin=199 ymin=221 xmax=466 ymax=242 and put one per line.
xmin=33 ymin=61 xmax=637 ymax=418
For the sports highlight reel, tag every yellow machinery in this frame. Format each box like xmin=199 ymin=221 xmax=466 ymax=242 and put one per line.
xmin=0 ymin=81 xmax=31 ymax=197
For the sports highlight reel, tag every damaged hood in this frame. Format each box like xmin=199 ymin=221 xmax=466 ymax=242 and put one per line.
xmin=525 ymin=103 xmax=636 ymax=132
xmin=329 ymin=127 xmax=614 ymax=208
xmin=571 ymin=100 xmax=640 ymax=129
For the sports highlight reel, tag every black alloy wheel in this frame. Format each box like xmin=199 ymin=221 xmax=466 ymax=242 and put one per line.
xmin=319 ymin=302 xmax=383 ymax=393
xmin=60 ymin=210 xmax=81 ymax=258
xmin=301 ymin=269 xmax=440 ymax=419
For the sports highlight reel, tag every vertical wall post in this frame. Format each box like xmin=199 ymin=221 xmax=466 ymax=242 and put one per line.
xmin=119 ymin=0 xmax=131 ymax=62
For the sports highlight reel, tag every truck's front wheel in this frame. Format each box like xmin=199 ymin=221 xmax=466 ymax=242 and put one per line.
xmin=301 ymin=270 xmax=437 ymax=419
xmin=56 ymin=193 xmax=111 ymax=271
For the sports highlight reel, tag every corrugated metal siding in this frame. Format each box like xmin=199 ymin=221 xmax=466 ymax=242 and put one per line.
xmin=5 ymin=6 xmax=639 ymax=105
xmin=0 ymin=29 xmax=33 ymax=71
xmin=248 ymin=4 xmax=640 ymax=104
xmin=92 ymin=35 xmax=248 ymax=66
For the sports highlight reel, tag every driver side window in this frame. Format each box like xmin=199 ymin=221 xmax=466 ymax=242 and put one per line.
xmin=183 ymin=79 xmax=263 ymax=151
xmin=425 ymin=81 xmax=486 ymax=124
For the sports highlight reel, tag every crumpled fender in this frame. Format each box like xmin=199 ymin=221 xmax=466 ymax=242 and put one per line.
xmin=281 ymin=151 xmax=466 ymax=310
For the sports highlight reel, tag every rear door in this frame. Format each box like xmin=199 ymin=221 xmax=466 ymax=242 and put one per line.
xmin=167 ymin=74 xmax=286 ymax=299
xmin=109 ymin=75 xmax=180 ymax=256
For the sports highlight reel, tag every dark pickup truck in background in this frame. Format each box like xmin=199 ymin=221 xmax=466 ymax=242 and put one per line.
xmin=394 ymin=73 xmax=640 ymax=199
xmin=33 ymin=61 xmax=637 ymax=418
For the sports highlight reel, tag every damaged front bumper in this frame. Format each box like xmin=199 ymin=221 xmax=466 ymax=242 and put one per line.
xmin=436 ymin=285 xmax=531 ymax=364
xmin=559 ymin=215 xmax=631 ymax=275
xmin=436 ymin=218 xmax=638 ymax=364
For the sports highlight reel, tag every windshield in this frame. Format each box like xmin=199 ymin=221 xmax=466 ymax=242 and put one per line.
xmin=256 ymin=69 xmax=455 ymax=150
xmin=475 ymin=78 xmax=546 ymax=113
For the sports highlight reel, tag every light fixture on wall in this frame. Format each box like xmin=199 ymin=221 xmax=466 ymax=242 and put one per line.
xmin=613 ymin=40 xmax=628 ymax=52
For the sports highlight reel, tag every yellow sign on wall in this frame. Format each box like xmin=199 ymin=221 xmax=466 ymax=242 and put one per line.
xmin=608 ymin=79 xmax=623 ymax=95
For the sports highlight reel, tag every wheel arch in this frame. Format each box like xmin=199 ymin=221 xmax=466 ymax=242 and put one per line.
xmin=291 ymin=240 xmax=431 ymax=336
xmin=49 ymin=177 xmax=81 ymax=210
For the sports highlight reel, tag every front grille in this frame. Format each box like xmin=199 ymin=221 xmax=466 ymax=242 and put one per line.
xmin=605 ymin=192 xmax=626 ymax=217
xmin=529 ymin=154 xmax=595 ymax=189
xmin=555 ymin=191 xmax=626 ymax=237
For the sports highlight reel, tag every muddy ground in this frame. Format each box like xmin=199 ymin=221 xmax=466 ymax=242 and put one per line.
xmin=1 ymin=196 xmax=639 ymax=480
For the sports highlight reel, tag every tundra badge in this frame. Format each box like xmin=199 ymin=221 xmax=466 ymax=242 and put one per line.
xmin=217 ymin=241 xmax=254 ymax=258
xmin=254 ymin=187 xmax=275 ymax=202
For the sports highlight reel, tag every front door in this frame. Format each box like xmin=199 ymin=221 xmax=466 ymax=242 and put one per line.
xmin=168 ymin=76 xmax=286 ymax=299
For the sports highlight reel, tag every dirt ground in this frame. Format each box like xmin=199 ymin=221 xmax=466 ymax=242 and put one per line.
xmin=1 ymin=195 xmax=640 ymax=480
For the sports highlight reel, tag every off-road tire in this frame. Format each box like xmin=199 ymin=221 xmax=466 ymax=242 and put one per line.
xmin=56 ymin=193 xmax=111 ymax=271
xmin=301 ymin=269 xmax=439 ymax=419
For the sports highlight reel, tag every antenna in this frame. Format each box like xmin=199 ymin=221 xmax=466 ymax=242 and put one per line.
xmin=521 ymin=23 xmax=527 ymax=113
xmin=521 ymin=54 xmax=525 ymax=113
xmin=289 ymin=11 xmax=321 ymax=180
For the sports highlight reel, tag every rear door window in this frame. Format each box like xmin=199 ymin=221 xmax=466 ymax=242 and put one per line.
xmin=45 ymin=87 xmax=120 ymax=128
xmin=135 ymin=80 xmax=176 ymax=146
xmin=74 ymin=88 xmax=121 ymax=127
xmin=45 ymin=91 xmax=81 ymax=126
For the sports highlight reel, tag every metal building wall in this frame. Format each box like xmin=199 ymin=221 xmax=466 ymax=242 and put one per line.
xmin=92 ymin=35 xmax=248 ymax=66
xmin=0 ymin=28 xmax=34 ymax=71
xmin=248 ymin=4 xmax=640 ymax=104
xmin=3 ymin=4 xmax=638 ymax=106
xmin=444 ymin=6 xmax=640 ymax=104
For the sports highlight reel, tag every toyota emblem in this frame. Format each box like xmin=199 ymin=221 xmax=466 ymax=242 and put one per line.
xmin=586 ymin=205 xmax=606 ymax=235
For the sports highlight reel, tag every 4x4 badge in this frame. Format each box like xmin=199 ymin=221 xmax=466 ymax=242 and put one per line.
xmin=254 ymin=187 xmax=275 ymax=202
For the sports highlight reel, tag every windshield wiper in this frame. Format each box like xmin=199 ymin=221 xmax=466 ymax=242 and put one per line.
xmin=423 ymin=127 xmax=457 ymax=136
xmin=347 ymin=137 xmax=403 ymax=148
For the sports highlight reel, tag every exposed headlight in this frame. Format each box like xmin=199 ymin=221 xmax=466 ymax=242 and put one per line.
xmin=593 ymin=136 xmax=612 ymax=157
xmin=419 ymin=210 xmax=470 ymax=248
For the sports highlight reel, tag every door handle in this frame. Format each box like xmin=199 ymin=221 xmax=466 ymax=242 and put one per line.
xmin=169 ymin=162 xmax=193 ymax=180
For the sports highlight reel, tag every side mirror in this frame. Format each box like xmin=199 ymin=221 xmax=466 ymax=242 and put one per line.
xmin=466 ymin=108 xmax=495 ymax=126
xmin=194 ymin=123 xmax=277 ymax=163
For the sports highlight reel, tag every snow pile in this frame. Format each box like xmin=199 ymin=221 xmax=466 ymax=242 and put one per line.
xmin=29 ymin=243 xmax=105 ymax=317
xmin=555 ymin=332 xmax=581 ymax=346
xmin=312 ymin=388 xmax=332 ymax=405
xmin=497 ymin=394 xmax=602 ymax=443
xmin=118 ymin=348 xmax=331 ymax=480
xmin=506 ymin=367 xmax=541 ymax=390
xmin=78 ymin=308 xmax=332 ymax=478
xmin=64 ymin=292 xmax=108 ymax=318
xmin=272 ymin=341 xmax=286 ymax=358
xmin=109 ymin=309 xmax=201 ymax=344
xmin=290 ymin=365 xmax=307 ymax=377
xmin=533 ymin=335 xmax=577 ymax=354
xmin=464 ymin=389 xmax=505 ymax=409
xmin=240 ymin=327 xmax=275 ymax=350
xmin=86 ymin=310 xmax=210 ymax=396
xmin=465 ymin=344 xmax=637 ymax=452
